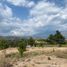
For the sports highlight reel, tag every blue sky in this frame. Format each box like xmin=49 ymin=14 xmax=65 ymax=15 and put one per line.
xmin=0 ymin=0 xmax=67 ymax=38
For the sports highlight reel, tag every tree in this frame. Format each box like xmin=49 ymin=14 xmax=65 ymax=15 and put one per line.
xmin=47 ymin=34 xmax=55 ymax=44
xmin=28 ymin=37 xmax=35 ymax=47
xmin=18 ymin=39 xmax=27 ymax=57
xmin=48 ymin=34 xmax=54 ymax=41
xmin=47 ymin=30 xmax=65 ymax=46
xmin=54 ymin=30 xmax=65 ymax=46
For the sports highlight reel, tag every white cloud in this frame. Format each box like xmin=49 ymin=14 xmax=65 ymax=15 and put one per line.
xmin=30 ymin=1 xmax=61 ymax=16
xmin=7 ymin=0 xmax=28 ymax=6
xmin=29 ymin=1 xmax=61 ymax=27
xmin=0 ymin=0 xmax=67 ymax=36
xmin=7 ymin=0 xmax=35 ymax=8
xmin=59 ymin=8 xmax=67 ymax=19
xmin=27 ymin=1 xmax=35 ymax=8
xmin=0 ymin=3 xmax=13 ymax=18
xmin=26 ymin=0 xmax=67 ymax=35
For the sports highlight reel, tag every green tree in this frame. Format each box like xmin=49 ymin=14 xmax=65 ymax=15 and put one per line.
xmin=54 ymin=30 xmax=65 ymax=46
xmin=47 ymin=34 xmax=55 ymax=44
xmin=47 ymin=30 xmax=65 ymax=46
xmin=28 ymin=37 xmax=35 ymax=47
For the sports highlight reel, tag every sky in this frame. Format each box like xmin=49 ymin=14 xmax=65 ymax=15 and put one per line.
xmin=0 ymin=0 xmax=67 ymax=38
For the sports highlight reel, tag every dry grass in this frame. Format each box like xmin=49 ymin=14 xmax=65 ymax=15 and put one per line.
xmin=21 ymin=47 xmax=67 ymax=59
xmin=0 ymin=47 xmax=67 ymax=67
xmin=0 ymin=50 xmax=13 ymax=67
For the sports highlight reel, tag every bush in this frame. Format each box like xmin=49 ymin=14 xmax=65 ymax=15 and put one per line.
xmin=0 ymin=39 xmax=9 ymax=50
xmin=18 ymin=39 xmax=27 ymax=57
xmin=28 ymin=37 xmax=35 ymax=47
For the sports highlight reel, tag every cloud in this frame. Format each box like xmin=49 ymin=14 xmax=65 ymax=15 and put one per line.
xmin=30 ymin=1 xmax=61 ymax=16
xmin=0 ymin=3 xmax=35 ymax=36
xmin=29 ymin=1 xmax=61 ymax=28
xmin=26 ymin=0 xmax=67 ymax=36
xmin=7 ymin=0 xmax=35 ymax=8
xmin=0 ymin=0 xmax=67 ymax=37
xmin=0 ymin=3 xmax=13 ymax=18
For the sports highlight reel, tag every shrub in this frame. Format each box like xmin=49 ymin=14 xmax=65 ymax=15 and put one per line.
xmin=28 ymin=37 xmax=35 ymax=47
xmin=18 ymin=39 xmax=27 ymax=57
xmin=0 ymin=39 xmax=9 ymax=50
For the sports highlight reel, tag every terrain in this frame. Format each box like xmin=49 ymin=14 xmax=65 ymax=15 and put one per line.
xmin=0 ymin=47 xmax=67 ymax=67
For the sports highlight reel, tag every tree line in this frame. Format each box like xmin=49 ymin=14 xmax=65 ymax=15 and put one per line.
xmin=0 ymin=30 xmax=66 ymax=49
xmin=0 ymin=30 xmax=66 ymax=56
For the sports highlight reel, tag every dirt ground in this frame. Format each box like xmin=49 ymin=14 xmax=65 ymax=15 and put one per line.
xmin=0 ymin=47 xmax=67 ymax=67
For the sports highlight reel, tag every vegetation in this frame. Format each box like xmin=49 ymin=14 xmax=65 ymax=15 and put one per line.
xmin=0 ymin=39 xmax=9 ymax=50
xmin=0 ymin=30 xmax=66 ymax=51
xmin=0 ymin=50 xmax=13 ymax=67
xmin=0 ymin=30 xmax=67 ymax=67
xmin=47 ymin=30 xmax=66 ymax=46
xmin=18 ymin=39 xmax=27 ymax=57
xmin=28 ymin=37 xmax=35 ymax=47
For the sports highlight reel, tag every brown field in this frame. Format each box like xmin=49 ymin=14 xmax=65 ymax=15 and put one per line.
xmin=0 ymin=47 xmax=67 ymax=67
